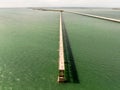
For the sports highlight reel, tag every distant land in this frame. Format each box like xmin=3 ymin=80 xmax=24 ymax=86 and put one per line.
xmin=0 ymin=7 xmax=120 ymax=10
xmin=28 ymin=7 xmax=120 ymax=10
xmin=28 ymin=7 xmax=120 ymax=9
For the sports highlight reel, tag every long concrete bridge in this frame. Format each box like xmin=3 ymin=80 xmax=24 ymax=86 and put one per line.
xmin=64 ymin=11 xmax=120 ymax=23
xmin=57 ymin=12 xmax=66 ymax=83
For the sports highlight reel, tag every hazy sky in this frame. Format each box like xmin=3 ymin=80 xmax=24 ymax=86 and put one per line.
xmin=0 ymin=0 xmax=120 ymax=7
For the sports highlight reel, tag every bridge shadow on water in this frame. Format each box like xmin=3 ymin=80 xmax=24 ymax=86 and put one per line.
xmin=62 ymin=14 xmax=80 ymax=83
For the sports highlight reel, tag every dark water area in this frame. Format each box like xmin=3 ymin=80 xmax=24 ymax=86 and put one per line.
xmin=62 ymin=14 xmax=79 ymax=83
xmin=0 ymin=8 xmax=120 ymax=90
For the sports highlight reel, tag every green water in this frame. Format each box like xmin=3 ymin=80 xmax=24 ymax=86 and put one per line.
xmin=0 ymin=8 xmax=120 ymax=90
xmin=63 ymin=12 xmax=120 ymax=90
xmin=0 ymin=8 xmax=60 ymax=90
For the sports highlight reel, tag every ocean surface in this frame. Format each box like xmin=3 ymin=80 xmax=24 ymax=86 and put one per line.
xmin=0 ymin=8 xmax=120 ymax=90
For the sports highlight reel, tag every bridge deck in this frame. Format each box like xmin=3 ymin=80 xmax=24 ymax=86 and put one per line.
xmin=58 ymin=12 xmax=65 ymax=82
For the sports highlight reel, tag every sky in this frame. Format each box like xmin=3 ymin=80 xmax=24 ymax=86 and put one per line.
xmin=0 ymin=0 xmax=120 ymax=7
